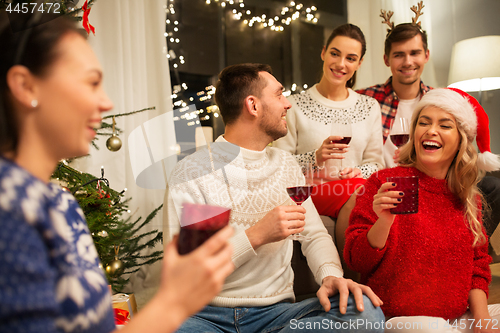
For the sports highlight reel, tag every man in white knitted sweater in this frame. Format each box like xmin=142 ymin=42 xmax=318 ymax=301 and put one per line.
xmin=163 ymin=64 xmax=384 ymax=332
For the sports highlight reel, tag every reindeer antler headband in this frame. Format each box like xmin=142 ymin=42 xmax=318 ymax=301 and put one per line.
xmin=381 ymin=1 xmax=425 ymax=36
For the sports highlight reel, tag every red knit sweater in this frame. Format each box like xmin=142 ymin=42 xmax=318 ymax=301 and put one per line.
xmin=344 ymin=166 xmax=491 ymax=320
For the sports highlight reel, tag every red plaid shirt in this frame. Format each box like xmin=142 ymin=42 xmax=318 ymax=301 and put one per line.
xmin=357 ymin=77 xmax=432 ymax=143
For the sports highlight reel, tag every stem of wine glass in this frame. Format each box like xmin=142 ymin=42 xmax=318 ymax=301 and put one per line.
xmin=289 ymin=199 xmax=311 ymax=240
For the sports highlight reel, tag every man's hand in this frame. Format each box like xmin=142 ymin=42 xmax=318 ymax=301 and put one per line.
xmin=246 ymin=205 xmax=306 ymax=250
xmin=392 ymin=148 xmax=401 ymax=164
xmin=317 ymin=276 xmax=383 ymax=314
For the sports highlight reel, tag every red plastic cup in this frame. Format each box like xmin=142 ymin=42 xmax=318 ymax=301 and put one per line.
xmin=177 ymin=203 xmax=231 ymax=255
xmin=386 ymin=176 xmax=419 ymax=214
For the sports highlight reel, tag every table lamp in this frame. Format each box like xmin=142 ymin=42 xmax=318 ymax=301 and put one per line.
xmin=447 ymin=35 xmax=500 ymax=104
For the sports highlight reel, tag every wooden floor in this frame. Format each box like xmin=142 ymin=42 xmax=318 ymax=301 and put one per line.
xmin=489 ymin=263 xmax=500 ymax=304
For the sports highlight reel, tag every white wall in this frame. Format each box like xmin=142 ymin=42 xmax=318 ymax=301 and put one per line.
xmin=348 ymin=0 xmax=500 ymax=153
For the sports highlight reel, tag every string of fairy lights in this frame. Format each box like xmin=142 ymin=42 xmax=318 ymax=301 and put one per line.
xmin=164 ymin=0 xmax=318 ymax=126
xmin=207 ymin=0 xmax=319 ymax=31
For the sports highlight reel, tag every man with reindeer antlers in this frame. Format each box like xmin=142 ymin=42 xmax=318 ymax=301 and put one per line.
xmin=357 ymin=1 xmax=500 ymax=238
xmin=357 ymin=1 xmax=430 ymax=169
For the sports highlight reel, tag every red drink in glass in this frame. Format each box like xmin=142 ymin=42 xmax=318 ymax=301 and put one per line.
xmin=332 ymin=137 xmax=352 ymax=145
xmin=287 ymin=186 xmax=314 ymax=205
xmin=386 ymin=176 xmax=419 ymax=214
xmin=390 ymin=134 xmax=410 ymax=148
xmin=177 ymin=203 xmax=231 ymax=255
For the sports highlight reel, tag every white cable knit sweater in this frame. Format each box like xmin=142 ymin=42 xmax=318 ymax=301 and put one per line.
xmin=274 ymin=85 xmax=385 ymax=178
xmin=163 ymin=136 xmax=343 ymax=307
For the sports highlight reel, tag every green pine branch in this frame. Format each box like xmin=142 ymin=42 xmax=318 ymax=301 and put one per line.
xmin=91 ymin=106 xmax=156 ymax=150
xmin=52 ymin=162 xmax=163 ymax=293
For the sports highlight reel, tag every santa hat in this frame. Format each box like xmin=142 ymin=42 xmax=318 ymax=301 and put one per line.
xmin=414 ymin=88 xmax=500 ymax=171
xmin=447 ymin=88 xmax=500 ymax=171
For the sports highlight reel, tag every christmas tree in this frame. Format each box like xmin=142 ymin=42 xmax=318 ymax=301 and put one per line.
xmin=53 ymin=162 xmax=163 ymax=293
xmin=52 ymin=108 xmax=163 ymax=293
xmin=64 ymin=0 xmax=164 ymax=293
xmin=52 ymin=107 xmax=163 ymax=292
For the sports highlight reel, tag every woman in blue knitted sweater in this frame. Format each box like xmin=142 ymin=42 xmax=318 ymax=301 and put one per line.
xmin=0 ymin=10 xmax=233 ymax=333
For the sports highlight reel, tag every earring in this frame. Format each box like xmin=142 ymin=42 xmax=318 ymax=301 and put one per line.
xmin=31 ymin=99 xmax=38 ymax=108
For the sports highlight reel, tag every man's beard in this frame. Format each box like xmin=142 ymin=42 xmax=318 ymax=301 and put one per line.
xmin=260 ymin=103 xmax=287 ymax=141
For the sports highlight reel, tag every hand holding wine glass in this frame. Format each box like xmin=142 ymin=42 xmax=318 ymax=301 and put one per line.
xmin=327 ymin=119 xmax=352 ymax=177
xmin=285 ymin=163 xmax=316 ymax=240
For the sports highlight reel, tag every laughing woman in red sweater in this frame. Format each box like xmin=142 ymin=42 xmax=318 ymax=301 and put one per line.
xmin=344 ymin=88 xmax=500 ymax=332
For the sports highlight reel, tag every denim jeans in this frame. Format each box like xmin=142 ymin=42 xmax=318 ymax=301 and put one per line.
xmin=176 ymin=295 xmax=384 ymax=332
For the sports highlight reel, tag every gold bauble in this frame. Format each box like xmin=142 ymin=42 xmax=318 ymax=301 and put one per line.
xmin=106 ymin=134 xmax=122 ymax=152
xmin=105 ymin=258 xmax=124 ymax=276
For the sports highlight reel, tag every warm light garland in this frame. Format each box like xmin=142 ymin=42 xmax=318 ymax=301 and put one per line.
xmin=165 ymin=0 xmax=317 ymax=117
xmin=169 ymin=82 xmax=306 ymax=124
xmin=208 ymin=0 xmax=318 ymax=31
xmin=164 ymin=1 xmax=183 ymax=70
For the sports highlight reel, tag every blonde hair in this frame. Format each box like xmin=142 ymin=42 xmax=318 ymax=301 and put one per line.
xmin=398 ymin=90 xmax=486 ymax=246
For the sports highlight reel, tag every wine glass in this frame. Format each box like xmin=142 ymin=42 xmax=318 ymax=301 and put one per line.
xmin=390 ymin=117 xmax=410 ymax=148
xmin=330 ymin=118 xmax=352 ymax=175
xmin=177 ymin=203 xmax=231 ymax=255
xmin=286 ymin=163 xmax=315 ymax=241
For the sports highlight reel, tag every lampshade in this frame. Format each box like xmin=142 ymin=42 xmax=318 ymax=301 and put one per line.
xmin=447 ymin=35 xmax=500 ymax=92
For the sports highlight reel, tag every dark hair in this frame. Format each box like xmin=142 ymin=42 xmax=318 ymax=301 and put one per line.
xmin=324 ymin=23 xmax=366 ymax=89
xmin=384 ymin=23 xmax=428 ymax=57
xmin=214 ymin=63 xmax=272 ymax=125
xmin=0 ymin=10 xmax=84 ymax=154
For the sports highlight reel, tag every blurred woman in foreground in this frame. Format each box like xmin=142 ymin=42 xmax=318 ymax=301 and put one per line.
xmin=0 ymin=10 xmax=233 ymax=333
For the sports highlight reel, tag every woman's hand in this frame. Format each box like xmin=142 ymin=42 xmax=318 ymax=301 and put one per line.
xmin=119 ymin=226 xmax=235 ymax=333
xmin=338 ymin=167 xmax=362 ymax=180
xmin=469 ymin=289 xmax=499 ymax=333
xmin=366 ymin=182 xmax=403 ymax=249
xmin=159 ymin=226 xmax=234 ymax=319
xmin=372 ymin=182 xmax=403 ymax=222
xmin=315 ymin=136 xmax=350 ymax=166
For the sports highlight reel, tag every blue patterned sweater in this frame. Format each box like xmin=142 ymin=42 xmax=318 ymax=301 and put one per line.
xmin=0 ymin=157 xmax=115 ymax=332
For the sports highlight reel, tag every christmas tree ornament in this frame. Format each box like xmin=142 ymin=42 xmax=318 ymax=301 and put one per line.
xmin=106 ymin=116 xmax=122 ymax=152
xmin=98 ymin=230 xmax=108 ymax=237
xmin=82 ymin=0 xmax=95 ymax=35
xmin=106 ymin=135 xmax=121 ymax=151
xmin=106 ymin=245 xmax=124 ymax=277
xmin=106 ymin=259 xmax=124 ymax=276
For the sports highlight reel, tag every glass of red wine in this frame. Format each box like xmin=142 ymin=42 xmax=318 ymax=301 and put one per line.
xmin=390 ymin=117 xmax=410 ymax=148
xmin=287 ymin=185 xmax=314 ymax=206
xmin=177 ymin=203 xmax=231 ymax=255
xmin=286 ymin=163 xmax=315 ymax=241
xmin=330 ymin=118 xmax=352 ymax=176
xmin=286 ymin=186 xmax=314 ymax=241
